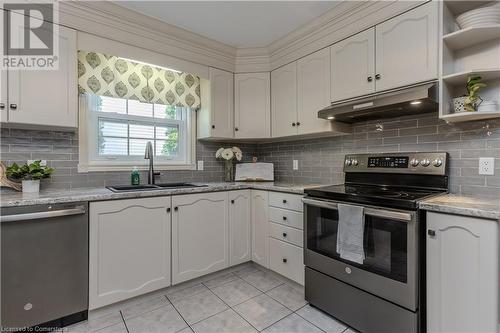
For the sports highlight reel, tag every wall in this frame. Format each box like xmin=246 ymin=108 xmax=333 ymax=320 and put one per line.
xmin=0 ymin=127 xmax=256 ymax=190
xmin=257 ymin=113 xmax=500 ymax=198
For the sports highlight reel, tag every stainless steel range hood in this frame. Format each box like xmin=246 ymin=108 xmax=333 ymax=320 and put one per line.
xmin=318 ymin=82 xmax=438 ymax=123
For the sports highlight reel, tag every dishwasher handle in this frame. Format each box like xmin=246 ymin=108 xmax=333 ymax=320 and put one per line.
xmin=0 ymin=206 xmax=87 ymax=223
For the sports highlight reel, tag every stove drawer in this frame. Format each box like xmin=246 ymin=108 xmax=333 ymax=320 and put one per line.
xmin=269 ymin=238 xmax=304 ymax=285
xmin=269 ymin=222 xmax=303 ymax=247
xmin=269 ymin=207 xmax=303 ymax=230
xmin=269 ymin=192 xmax=303 ymax=212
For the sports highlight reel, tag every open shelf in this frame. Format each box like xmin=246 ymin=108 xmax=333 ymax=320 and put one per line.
xmin=443 ymin=25 xmax=500 ymax=50
xmin=442 ymin=69 xmax=500 ymax=85
xmin=441 ymin=111 xmax=500 ymax=123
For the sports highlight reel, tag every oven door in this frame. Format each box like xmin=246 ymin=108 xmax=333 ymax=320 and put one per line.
xmin=303 ymin=197 xmax=418 ymax=311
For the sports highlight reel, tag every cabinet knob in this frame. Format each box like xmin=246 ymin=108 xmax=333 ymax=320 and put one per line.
xmin=375 ymin=74 xmax=381 ymax=80
xmin=0 ymin=103 xmax=5 ymax=110
xmin=174 ymin=207 xmax=178 ymax=212
xmin=9 ymin=103 xmax=17 ymax=110
xmin=211 ymin=125 xmax=215 ymax=129
xmin=231 ymin=200 xmax=234 ymax=204
xmin=292 ymin=123 xmax=296 ymax=127
xmin=282 ymin=258 xmax=287 ymax=263
xmin=167 ymin=207 xmax=171 ymax=213
xmin=282 ymin=216 xmax=287 ymax=221
xmin=282 ymin=232 xmax=287 ymax=238
xmin=296 ymin=122 xmax=301 ymax=126
xmin=235 ymin=127 xmax=239 ymax=131
xmin=367 ymin=76 xmax=373 ymax=82
xmin=282 ymin=199 xmax=287 ymax=204
xmin=428 ymin=230 xmax=436 ymax=237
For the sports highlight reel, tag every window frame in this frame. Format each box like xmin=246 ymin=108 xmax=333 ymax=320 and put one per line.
xmin=78 ymin=93 xmax=196 ymax=172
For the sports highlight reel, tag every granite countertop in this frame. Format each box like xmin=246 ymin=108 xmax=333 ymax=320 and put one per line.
xmin=0 ymin=182 xmax=321 ymax=208
xmin=420 ymin=194 xmax=500 ymax=221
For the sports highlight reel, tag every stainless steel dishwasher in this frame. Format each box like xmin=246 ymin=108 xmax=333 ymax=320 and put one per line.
xmin=1 ymin=202 xmax=89 ymax=330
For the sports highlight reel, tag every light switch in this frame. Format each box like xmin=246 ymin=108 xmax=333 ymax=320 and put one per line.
xmin=293 ymin=160 xmax=299 ymax=170
xmin=197 ymin=160 xmax=204 ymax=171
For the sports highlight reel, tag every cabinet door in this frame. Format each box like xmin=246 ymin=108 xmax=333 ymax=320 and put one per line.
xmin=229 ymin=190 xmax=251 ymax=266
xmin=271 ymin=62 xmax=297 ymax=138
xmin=251 ymin=190 xmax=269 ymax=268
xmin=234 ymin=73 xmax=271 ymax=139
xmin=210 ymin=68 xmax=234 ymax=138
xmin=0 ymin=70 xmax=7 ymax=123
xmin=427 ymin=212 xmax=499 ymax=333
xmin=89 ymin=197 xmax=171 ymax=309
xmin=297 ymin=48 xmax=332 ymax=135
xmin=7 ymin=16 xmax=77 ymax=128
xmin=375 ymin=2 xmax=438 ymax=91
xmin=331 ymin=28 xmax=375 ymax=101
xmin=172 ymin=192 xmax=229 ymax=284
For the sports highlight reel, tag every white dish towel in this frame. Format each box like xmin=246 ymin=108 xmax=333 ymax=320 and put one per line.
xmin=336 ymin=203 xmax=365 ymax=264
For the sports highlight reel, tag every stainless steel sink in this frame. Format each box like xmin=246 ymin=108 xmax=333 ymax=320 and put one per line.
xmin=106 ymin=183 xmax=206 ymax=193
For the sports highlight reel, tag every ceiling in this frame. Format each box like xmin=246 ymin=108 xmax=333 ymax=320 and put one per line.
xmin=114 ymin=1 xmax=340 ymax=48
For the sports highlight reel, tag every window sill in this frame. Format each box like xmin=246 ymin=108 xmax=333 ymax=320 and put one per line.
xmin=78 ymin=163 xmax=197 ymax=173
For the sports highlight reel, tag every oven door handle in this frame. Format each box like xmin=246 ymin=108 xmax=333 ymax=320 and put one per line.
xmin=302 ymin=198 xmax=414 ymax=222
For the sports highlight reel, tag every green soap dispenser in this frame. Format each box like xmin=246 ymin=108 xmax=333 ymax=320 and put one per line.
xmin=131 ymin=166 xmax=140 ymax=185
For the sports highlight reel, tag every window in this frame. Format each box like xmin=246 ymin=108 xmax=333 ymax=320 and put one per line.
xmin=79 ymin=94 xmax=195 ymax=172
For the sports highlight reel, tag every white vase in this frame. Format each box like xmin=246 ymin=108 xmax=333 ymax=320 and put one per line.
xmin=452 ymin=96 xmax=467 ymax=113
xmin=22 ymin=180 xmax=40 ymax=193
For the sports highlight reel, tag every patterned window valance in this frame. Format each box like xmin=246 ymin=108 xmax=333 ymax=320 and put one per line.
xmin=78 ymin=51 xmax=201 ymax=109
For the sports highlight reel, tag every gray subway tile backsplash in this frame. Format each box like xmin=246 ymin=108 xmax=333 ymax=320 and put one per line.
xmin=1 ymin=112 xmax=500 ymax=197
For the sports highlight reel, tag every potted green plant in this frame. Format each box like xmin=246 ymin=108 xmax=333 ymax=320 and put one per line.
xmin=6 ymin=160 xmax=54 ymax=193
xmin=453 ymin=76 xmax=487 ymax=113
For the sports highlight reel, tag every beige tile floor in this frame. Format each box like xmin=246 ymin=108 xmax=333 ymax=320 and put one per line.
xmin=64 ymin=262 xmax=355 ymax=333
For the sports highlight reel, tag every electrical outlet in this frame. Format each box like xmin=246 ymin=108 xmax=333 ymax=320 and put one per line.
xmin=479 ymin=157 xmax=495 ymax=175
xmin=293 ymin=160 xmax=299 ymax=170
xmin=28 ymin=159 xmax=47 ymax=166
xmin=197 ymin=160 xmax=204 ymax=171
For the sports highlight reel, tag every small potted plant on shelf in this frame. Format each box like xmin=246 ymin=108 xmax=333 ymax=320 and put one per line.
xmin=216 ymin=147 xmax=242 ymax=182
xmin=6 ymin=160 xmax=54 ymax=193
xmin=453 ymin=76 xmax=487 ymax=113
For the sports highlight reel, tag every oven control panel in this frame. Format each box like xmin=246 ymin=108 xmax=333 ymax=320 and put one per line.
xmin=344 ymin=152 xmax=448 ymax=175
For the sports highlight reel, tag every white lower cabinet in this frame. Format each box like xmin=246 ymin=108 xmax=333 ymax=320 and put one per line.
xmin=89 ymin=197 xmax=171 ymax=309
xmin=229 ymin=190 xmax=251 ymax=266
xmin=172 ymin=192 xmax=229 ymax=284
xmin=251 ymin=190 xmax=269 ymax=268
xmin=427 ymin=212 xmax=499 ymax=333
xmin=269 ymin=238 xmax=304 ymax=285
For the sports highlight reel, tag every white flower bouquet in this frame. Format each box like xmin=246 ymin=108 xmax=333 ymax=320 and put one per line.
xmin=216 ymin=147 xmax=242 ymax=181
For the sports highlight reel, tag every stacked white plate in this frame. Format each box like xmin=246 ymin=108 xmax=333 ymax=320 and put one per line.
xmin=456 ymin=2 xmax=500 ymax=28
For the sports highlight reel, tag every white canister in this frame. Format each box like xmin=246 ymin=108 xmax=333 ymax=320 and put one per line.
xmin=477 ymin=100 xmax=499 ymax=113
xmin=22 ymin=180 xmax=40 ymax=193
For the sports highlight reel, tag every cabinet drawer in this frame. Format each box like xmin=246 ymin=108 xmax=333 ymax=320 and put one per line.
xmin=269 ymin=238 xmax=304 ymax=285
xmin=269 ymin=222 xmax=303 ymax=247
xmin=269 ymin=192 xmax=303 ymax=212
xmin=269 ymin=207 xmax=303 ymax=230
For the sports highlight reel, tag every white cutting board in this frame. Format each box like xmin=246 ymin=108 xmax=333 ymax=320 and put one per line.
xmin=235 ymin=163 xmax=274 ymax=181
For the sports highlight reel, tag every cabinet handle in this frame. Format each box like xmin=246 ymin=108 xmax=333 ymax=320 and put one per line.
xmin=367 ymin=76 xmax=373 ymax=82
xmin=235 ymin=127 xmax=239 ymax=131
xmin=9 ymin=103 xmax=17 ymax=110
xmin=282 ymin=258 xmax=287 ymax=263
xmin=282 ymin=199 xmax=287 ymax=204
xmin=282 ymin=216 xmax=287 ymax=221
xmin=375 ymin=74 xmax=381 ymax=80
xmin=428 ymin=230 xmax=436 ymax=237
xmin=231 ymin=200 xmax=234 ymax=204
xmin=0 ymin=103 xmax=5 ymax=110
xmin=174 ymin=207 xmax=178 ymax=212
xmin=296 ymin=122 xmax=301 ymax=126
xmin=211 ymin=125 xmax=215 ymax=129
xmin=167 ymin=208 xmax=171 ymax=213
xmin=282 ymin=232 xmax=287 ymax=238
xmin=292 ymin=123 xmax=296 ymax=127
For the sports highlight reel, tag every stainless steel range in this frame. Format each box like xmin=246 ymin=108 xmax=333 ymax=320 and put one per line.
xmin=303 ymin=152 xmax=449 ymax=333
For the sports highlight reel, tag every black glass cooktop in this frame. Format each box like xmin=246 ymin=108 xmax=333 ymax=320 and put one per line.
xmin=305 ymin=184 xmax=445 ymax=210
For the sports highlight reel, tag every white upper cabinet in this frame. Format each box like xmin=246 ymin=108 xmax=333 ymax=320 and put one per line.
xmin=271 ymin=62 xmax=298 ymax=138
xmin=427 ymin=212 xmax=499 ymax=333
xmin=251 ymin=190 xmax=269 ymax=268
xmin=89 ymin=197 xmax=171 ymax=309
xmin=331 ymin=28 xmax=376 ymax=102
xmin=7 ymin=13 xmax=77 ymax=128
xmin=172 ymin=192 xmax=229 ymax=284
xmin=375 ymin=2 xmax=438 ymax=91
xmin=0 ymin=70 xmax=7 ymax=123
xmin=229 ymin=190 xmax=252 ymax=266
xmin=198 ymin=68 xmax=234 ymax=139
xmin=297 ymin=48 xmax=332 ymax=135
xmin=234 ymin=72 xmax=271 ymax=139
